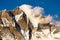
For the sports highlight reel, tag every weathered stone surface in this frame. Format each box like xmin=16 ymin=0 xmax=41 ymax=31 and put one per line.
xmin=0 ymin=6 xmax=60 ymax=40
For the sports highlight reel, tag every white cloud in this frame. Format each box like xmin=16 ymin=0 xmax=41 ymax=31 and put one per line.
xmin=54 ymin=14 xmax=59 ymax=18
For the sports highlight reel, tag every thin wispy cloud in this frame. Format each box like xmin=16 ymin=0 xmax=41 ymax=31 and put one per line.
xmin=54 ymin=14 xmax=58 ymax=18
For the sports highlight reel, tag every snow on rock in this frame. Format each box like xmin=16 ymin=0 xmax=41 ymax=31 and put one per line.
xmin=31 ymin=29 xmax=60 ymax=40
xmin=19 ymin=4 xmax=44 ymax=28
xmin=0 ymin=4 xmax=60 ymax=40
xmin=15 ymin=12 xmax=23 ymax=22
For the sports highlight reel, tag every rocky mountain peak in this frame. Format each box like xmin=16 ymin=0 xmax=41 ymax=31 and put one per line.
xmin=0 ymin=4 xmax=60 ymax=40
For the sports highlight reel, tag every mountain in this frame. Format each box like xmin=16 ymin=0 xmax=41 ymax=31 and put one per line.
xmin=0 ymin=4 xmax=60 ymax=40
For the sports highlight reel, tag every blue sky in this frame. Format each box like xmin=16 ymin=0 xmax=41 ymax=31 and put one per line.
xmin=0 ymin=0 xmax=60 ymax=21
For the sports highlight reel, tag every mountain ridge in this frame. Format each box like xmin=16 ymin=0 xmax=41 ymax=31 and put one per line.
xmin=0 ymin=4 xmax=60 ymax=40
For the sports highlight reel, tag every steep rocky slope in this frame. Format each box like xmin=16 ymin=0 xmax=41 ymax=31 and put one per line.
xmin=0 ymin=4 xmax=60 ymax=40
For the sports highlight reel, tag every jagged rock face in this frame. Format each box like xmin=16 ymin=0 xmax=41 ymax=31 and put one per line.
xmin=8 ymin=26 xmax=24 ymax=40
xmin=0 ymin=8 xmax=25 ymax=40
xmin=0 ymin=11 xmax=2 ymax=19
xmin=1 ymin=28 xmax=15 ymax=40
xmin=13 ymin=7 xmax=28 ymax=31
xmin=1 ymin=10 xmax=15 ymax=27
xmin=31 ymin=26 xmax=60 ymax=40
xmin=0 ymin=6 xmax=60 ymax=40
xmin=12 ymin=7 xmax=34 ymax=40
xmin=12 ymin=7 xmax=23 ymax=15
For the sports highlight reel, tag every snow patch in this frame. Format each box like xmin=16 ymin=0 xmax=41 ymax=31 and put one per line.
xmin=15 ymin=12 xmax=23 ymax=22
